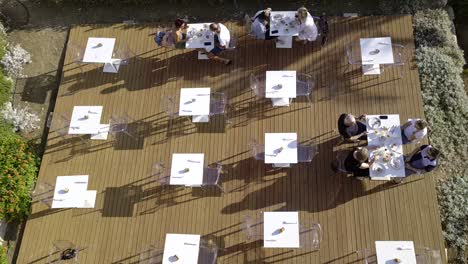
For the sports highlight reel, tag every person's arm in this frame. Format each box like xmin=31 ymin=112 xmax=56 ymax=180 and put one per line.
xmin=405 ymin=147 xmax=422 ymax=162
xmin=401 ymin=120 xmax=411 ymax=130
xmin=348 ymin=130 xmax=368 ymax=141
xmin=359 ymin=162 xmax=369 ymax=169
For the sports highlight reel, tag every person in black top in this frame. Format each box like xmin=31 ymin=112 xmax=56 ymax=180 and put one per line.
xmin=337 ymin=113 xmax=368 ymax=142
xmin=344 ymin=147 xmax=370 ymax=177
xmin=405 ymin=144 xmax=440 ymax=175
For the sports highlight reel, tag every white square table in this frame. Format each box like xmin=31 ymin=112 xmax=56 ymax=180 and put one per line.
xmin=51 ymin=175 xmax=90 ymax=208
xmin=170 ymin=153 xmax=205 ymax=186
xmin=360 ymin=37 xmax=394 ymax=75
xmin=82 ymin=37 xmax=120 ymax=73
xmin=270 ymin=11 xmax=299 ymax=49
xmin=179 ymin=88 xmax=211 ymax=123
xmin=375 ymin=241 xmax=417 ymax=264
xmin=68 ymin=106 xmax=103 ymax=134
xmin=265 ymin=133 xmax=298 ymax=167
xmin=366 ymin=114 xmax=405 ymax=180
xmin=162 ymin=234 xmax=201 ymax=264
xmin=265 ymin=71 xmax=296 ymax=107
xmin=186 ymin=23 xmax=215 ymax=52
xmin=264 ymin=212 xmax=300 ymax=248
xmin=80 ymin=190 xmax=97 ymax=208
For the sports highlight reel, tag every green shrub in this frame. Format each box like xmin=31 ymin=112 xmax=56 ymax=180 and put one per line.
xmin=413 ymin=9 xmax=454 ymax=48
xmin=0 ymin=245 xmax=6 ymax=264
xmin=0 ymin=124 xmax=38 ymax=222
xmin=437 ymin=172 xmax=468 ymax=263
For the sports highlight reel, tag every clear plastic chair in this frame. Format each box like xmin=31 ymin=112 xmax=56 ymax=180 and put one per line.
xmin=334 ymin=150 xmax=351 ymax=173
xmin=345 ymin=42 xmax=362 ymax=65
xmin=198 ymin=239 xmax=219 ymax=264
xmin=202 ymin=163 xmax=224 ymax=192
xmin=249 ymin=73 xmax=266 ymax=99
xmin=48 ymin=240 xmax=79 ymax=264
xmin=150 ymin=162 xmax=171 ymax=185
xmin=296 ymin=73 xmax=316 ymax=106
xmin=381 ymin=44 xmax=407 ymax=78
xmin=109 ymin=113 xmax=136 ymax=139
xmin=31 ymin=181 xmax=55 ymax=207
xmin=312 ymin=14 xmax=329 ymax=47
xmin=415 ymin=247 xmax=443 ymax=264
xmin=241 ymin=215 xmax=264 ymax=241
xmin=139 ymin=245 xmax=164 ymax=264
xmin=355 ymin=248 xmax=377 ymax=264
xmin=66 ymin=42 xmax=86 ymax=65
xmin=161 ymin=95 xmax=179 ymax=119
xmin=244 ymin=14 xmax=253 ymax=36
xmin=49 ymin=112 xmax=87 ymax=145
xmin=227 ymin=36 xmax=238 ymax=50
xmin=297 ymin=143 xmax=319 ymax=163
xmin=112 ymin=43 xmax=136 ymax=66
xmin=209 ymin=92 xmax=227 ymax=116
xmin=299 ymin=222 xmax=322 ymax=250
xmin=248 ymin=139 xmax=265 ymax=161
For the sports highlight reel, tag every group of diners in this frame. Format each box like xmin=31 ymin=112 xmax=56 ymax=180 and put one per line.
xmin=337 ymin=113 xmax=440 ymax=181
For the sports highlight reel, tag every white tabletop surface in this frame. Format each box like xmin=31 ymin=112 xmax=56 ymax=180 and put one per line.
xmin=68 ymin=106 xmax=103 ymax=134
xmin=265 ymin=71 xmax=297 ymax=98
xmin=270 ymin=11 xmax=300 ymax=36
xmin=186 ymin=23 xmax=215 ymax=51
xmin=360 ymin=37 xmax=394 ymax=65
xmin=375 ymin=241 xmax=417 ymax=264
xmin=170 ymin=153 xmax=205 ymax=186
xmin=366 ymin=114 xmax=405 ymax=179
xmin=264 ymin=133 xmax=298 ymax=164
xmin=81 ymin=190 xmax=97 ymax=208
xmin=52 ymin=175 xmax=89 ymax=208
xmin=83 ymin=37 xmax=116 ymax=63
xmin=162 ymin=234 xmax=201 ymax=264
xmin=179 ymin=88 xmax=211 ymax=116
xmin=264 ymin=212 xmax=300 ymax=248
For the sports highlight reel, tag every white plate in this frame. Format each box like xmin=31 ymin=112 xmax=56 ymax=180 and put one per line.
xmin=368 ymin=117 xmax=382 ymax=129
xmin=371 ymin=163 xmax=385 ymax=175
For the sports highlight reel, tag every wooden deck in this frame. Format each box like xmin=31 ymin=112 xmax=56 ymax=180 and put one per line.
xmin=17 ymin=16 xmax=446 ymax=263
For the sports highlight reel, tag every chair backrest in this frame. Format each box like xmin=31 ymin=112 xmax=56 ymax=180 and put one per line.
xmin=335 ymin=150 xmax=351 ymax=173
xmin=296 ymin=73 xmax=316 ymax=95
xmin=151 ymin=162 xmax=170 ymax=185
xmin=109 ymin=113 xmax=131 ymax=133
xmin=48 ymin=240 xmax=79 ymax=264
xmin=241 ymin=215 xmax=264 ymax=241
xmin=244 ymin=14 xmax=253 ymax=35
xmin=161 ymin=95 xmax=178 ymax=117
xmin=415 ymin=247 xmax=442 ymax=264
xmin=198 ymin=240 xmax=218 ymax=264
xmin=228 ymin=36 xmax=238 ymax=50
xmin=202 ymin=163 xmax=222 ymax=186
xmin=66 ymin=42 xmax=85 ymax=63
xmin=139 ymin=245 xmax=163 ymax=264
xmin=249 ymin=73 xmax=266 ymax=98
xmin=113 ymin=44 xmax=136 ymax=65
xmin=391 ymin=44 xmax=406 ymax=66
xmin=31 ymin=181 xmax=55 ymax=207
xmin=299 ymin=222 xmax=322 ymax=250
xmin=209 ymin=92 xmax=227 ymax=115
xmin=298 ymin=143 xmax=319 ymax=162
xmin=52 ymin=114 xmax=71 ymax=137
xmin=248 ymin=139 xmax=265 ymax=160
xmin=345 ymin=42 xmax=362 ymax=65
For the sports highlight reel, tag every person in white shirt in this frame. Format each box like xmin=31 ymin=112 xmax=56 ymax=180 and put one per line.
xmin=250 ymin=8 xmax=277 ymax=40
xmin=207 ymin=23 xmax=231 ymax=65
xmin=295 ymin=7 xmax=318 ymax=43
xmin=400 ymin=119 xmax=429 ymax=144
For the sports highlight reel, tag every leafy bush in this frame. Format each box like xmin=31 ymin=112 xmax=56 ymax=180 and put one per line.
xmin=0 ymin=124 xmax=38 ymax=222
xmin=0 ymin=245 xmax=6 ymax=264
xmin=0 ymin=44 xmax=31 ymax=78
xmin=437 ymin=172 xmax=468 ymax=263
xmin=413 ymin=9 xmax=455 ymax=48
xmin=1 ymin=102 xmax=40 ymax=133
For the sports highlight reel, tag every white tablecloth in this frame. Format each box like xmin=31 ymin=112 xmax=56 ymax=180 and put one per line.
xmin=360 ymin=37 xmax=394 ymax=65
xmin=264 ymin=212 xmax=300 ymax=248
xmin=52 ymin=175 xmax=90 ymax=208
xmin=265 ymin=71 xmax=297 ymax=99
xmin=186 ymin=23 xmax=215 ymax=51
xmin=179 ymin=88 xmax=211 ymax=116
xmin=162 ymin=234 xmax=201 ymax=264
xmin=68 ymin=106 xmax=103 ymax=134
xmin=375 ymin=241 xmax=417 ymax=264
xmin=366 ymin=114 xmax=405 ymax=179
xmin=264 ymin=133 xmax=298 ymax=164
xmin=170 ymin=153 xmax=205 ymax=186
xmin=82 ymin=37 xmax=116 ymax=63
xmin=269 ymin=11 xmax=300 ymax=37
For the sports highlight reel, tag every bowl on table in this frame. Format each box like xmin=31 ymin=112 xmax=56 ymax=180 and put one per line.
xmin=371 ymin=163 xmax=385 ymax=175
xmin=367 ymin=117 xmax=381 ymax=129
xmin=389 ymin=156 xmax=403 ymax=169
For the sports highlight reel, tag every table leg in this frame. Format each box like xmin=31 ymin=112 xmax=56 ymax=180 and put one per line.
xmin=362 ymin=64 xmax=381 ymax=75
xmin=271 ymin=98 xmax=291 ymax=107
xmin=192 ymin=115 xmax=210 ymax=123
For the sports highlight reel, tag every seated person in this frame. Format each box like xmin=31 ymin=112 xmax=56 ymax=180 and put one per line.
xmin=401 ymin=119 xmax=429 ymax=144
xmin=405 ymin=145 xmax=440 ymax=175
xmin=295 ymin=7 xmax=318 ymax=43
xmin=206 ymin=23 xmax=232 ymax=65
xmin=155 ymin=18 xmax=188 ymax=49
xmin=344 ymin=147 xmax=370 ymax=177
xmin=337 ymin=113 xmax=368 ymax=142
xmin=250 ymin=8 xmax=277 ymax=40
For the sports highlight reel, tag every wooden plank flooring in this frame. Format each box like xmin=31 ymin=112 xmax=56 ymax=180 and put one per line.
xmin=17 ymin=16 xmax=446 ymax=264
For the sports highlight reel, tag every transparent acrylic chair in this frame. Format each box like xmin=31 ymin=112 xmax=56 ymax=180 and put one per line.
xmin=345 ymin=42 xmax=363 ymax=66
xmin=202 ymin=163 xmax=224 ymax=192
xmin=355 ymin=248 xmax=377 ymax=264
xmin=112 ymin=43 xmax=136 ymax=67
xmin=333 ymin=150 xmax=351 ymax=174
xmin=296 ymin=73 xmax=316 ymax=106
xmin=48 ymin=240 xmax=79 ymax=264
xmin=198 ymin=239 xmax=219 ymax=264
xmin=150 ymin=162 xmax=171 ymax=185
xmin=161 ymin=95 xmax=179 ymax=119
xmin=49 ymin=112 xmax=87 ymax=145
xmin=381 ymin=44 xmax=407 ymax=78
xmin=299 ymin=222 xmax=322 ymax=251
xmin=415 ymin=247 xmax=443 ymax=264
xmin=227 ymin=36 xmax=238 ymax=50
xmin=249 ymin=73 xmax=266 ymax=99
xmin=241 ymin=215 xmax=264 ymax=241
xmin=31 ymin=181 xmax=55 ymax=207
xmin=139 ymin=245 xmax=164 ymax=264
xmin=297 ymin=143 xmax=319 ymax=163
xmin=109 ymin=113 xmax=136 ymax=139
xmin=65 ymin=42 xmax=88 ymax=77
xmin=209 ymin=92 xmax=227 ymax=116
xmin=248 ymin=139 xmax=265 ymax=161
